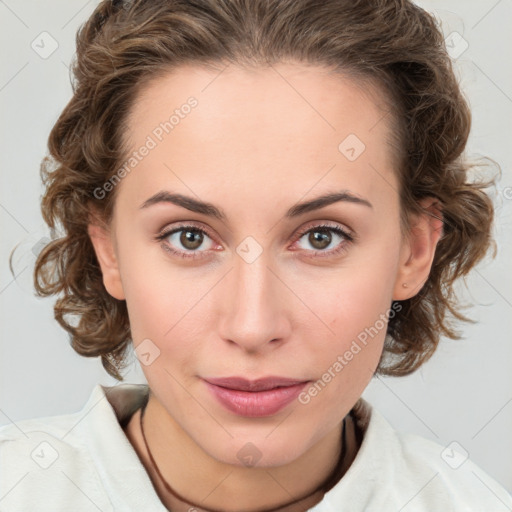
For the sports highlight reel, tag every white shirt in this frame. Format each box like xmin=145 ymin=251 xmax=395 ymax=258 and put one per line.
xmin=1 ymin=383 xmax=510 ymax=511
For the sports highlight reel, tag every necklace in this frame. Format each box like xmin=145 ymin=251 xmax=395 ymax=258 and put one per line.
xmin=139 ymin=395 xmax=348 ymax=512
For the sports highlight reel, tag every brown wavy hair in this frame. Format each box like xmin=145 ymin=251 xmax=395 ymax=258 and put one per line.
xmin=27 ymin=0 xmax=496 ymax=380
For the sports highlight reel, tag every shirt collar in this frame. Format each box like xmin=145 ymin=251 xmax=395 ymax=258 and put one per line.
xmin=76 ymin=383 xmax=384 ymax=511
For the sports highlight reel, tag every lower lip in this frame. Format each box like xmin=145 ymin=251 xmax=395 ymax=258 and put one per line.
xmin=203 ymin=380 xmax=309 ymax=417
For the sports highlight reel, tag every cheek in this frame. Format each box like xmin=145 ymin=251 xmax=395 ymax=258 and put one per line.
xmin=300 ymin=247 xmax=398 ymax=344
xmin=294 ymin=283 xmax=391 ymax=430
xmin=313 ymin=282 xmax=389 ymax=384
xmin=115 ymin=238 xmax=170 ymax=339
xmin=124 ymin=274 xmax=198 ymax=350
xmin=292 ymin=246 xmax=399 ymax=398
xmin=119 ymin=250 xmax=210 ymax=375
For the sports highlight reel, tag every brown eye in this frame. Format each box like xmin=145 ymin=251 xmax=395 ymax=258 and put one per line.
xmin=294 ymin=223 xmax=353 ymax=258
xmin=156 ymin=224 xmax=216 ymax=259
xmin=308 ymin=229 xmax=332 ymax=250
xmin=180 ymin=229 xmax=204 ymax=250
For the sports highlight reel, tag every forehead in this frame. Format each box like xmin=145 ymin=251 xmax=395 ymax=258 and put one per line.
xmin=119 ymin=63 xmax=398 ymax=214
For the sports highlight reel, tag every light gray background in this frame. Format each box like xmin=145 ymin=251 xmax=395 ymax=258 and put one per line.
xmin=1 ymin=0 xmax=511 ymax=496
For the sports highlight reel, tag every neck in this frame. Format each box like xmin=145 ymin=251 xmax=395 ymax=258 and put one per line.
xmin=125 ymin=392 xmax=357 ymax=512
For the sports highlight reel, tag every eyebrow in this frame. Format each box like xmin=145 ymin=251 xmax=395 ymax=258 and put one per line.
xmin=139 ymin=190 xmax=373 ymax=220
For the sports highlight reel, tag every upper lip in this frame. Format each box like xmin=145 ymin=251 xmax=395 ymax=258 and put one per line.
xmin=203 ymin=376 xmax=309 ymax=392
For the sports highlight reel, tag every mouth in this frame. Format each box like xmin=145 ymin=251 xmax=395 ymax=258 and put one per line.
xmin=202 ymin=376 xmax=310 ymax=417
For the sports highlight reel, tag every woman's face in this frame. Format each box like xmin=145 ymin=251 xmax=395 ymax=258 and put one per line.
xmin=92 ymin=63 xmax=422 ymax=466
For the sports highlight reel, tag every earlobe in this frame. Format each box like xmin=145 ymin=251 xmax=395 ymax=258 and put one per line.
xmin=392 ymin=198 xmax=443 ymax=301
xmin=87 ymin=209 xmax=125 ymax=301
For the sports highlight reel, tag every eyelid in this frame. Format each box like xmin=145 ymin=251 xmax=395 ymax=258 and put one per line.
xmin=155 ymin=219 xmax=355 ymax=259
xmin=155 ymin=219 xmax=354 ymax=243
xmin=155 ymin=221 xmax=218 ymax=243
xmin=292 ymin=220 xmax=355 ymax=242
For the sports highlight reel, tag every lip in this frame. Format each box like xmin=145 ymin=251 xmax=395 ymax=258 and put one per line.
xmin=202 ymin=376 xmax=310 ymax=417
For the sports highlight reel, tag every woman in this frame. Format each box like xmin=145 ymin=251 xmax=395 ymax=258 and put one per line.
xmin=1 ymin=0 xmax=510 ymax=510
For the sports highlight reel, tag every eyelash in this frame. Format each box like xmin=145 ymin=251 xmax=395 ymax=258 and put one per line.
xmin=154 ymin=222 xmax=354 ymax=260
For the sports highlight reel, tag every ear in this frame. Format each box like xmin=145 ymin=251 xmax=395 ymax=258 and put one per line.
xmin=392 ymin=198 xmax=443 ymax=300
xmin=87 ymin=206 xmax=125 ymax=301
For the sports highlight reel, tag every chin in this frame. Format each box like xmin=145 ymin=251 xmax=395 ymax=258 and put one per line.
xmin=202 ymin=434 xmax=312 ymax=469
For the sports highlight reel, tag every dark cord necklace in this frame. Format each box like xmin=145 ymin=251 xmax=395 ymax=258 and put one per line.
xmin=139 ymin=396 xmax=347 ymax=512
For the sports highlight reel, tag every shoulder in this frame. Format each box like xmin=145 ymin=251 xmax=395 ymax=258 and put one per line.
xmin=0 ymin=388 xmax=117 ymax=511
xmin=366 ymin=402 xmax=512 ymax=511
xmin=0 ymin=408 xmax=93 ymax=468
xmin=0 ymin=383 xmax=157 ymax=512
xmin=320 ymin=399 xmax=512 ymax=512
xmin=393 ymin=426 xmax=511 ymax=510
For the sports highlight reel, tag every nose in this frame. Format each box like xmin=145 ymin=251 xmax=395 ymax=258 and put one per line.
xmin=217 ymin=252 xmax=291 ymax=354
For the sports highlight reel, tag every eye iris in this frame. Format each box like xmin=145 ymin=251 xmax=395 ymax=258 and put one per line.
xmin=309 ymin=229 xmax=331 ymax=250
xmin=180 ymin=229 xmax=203 ymax=250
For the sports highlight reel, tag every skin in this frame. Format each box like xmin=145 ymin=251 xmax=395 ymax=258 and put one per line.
xmin=88 ymin=63 xmax=443 ymax=511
